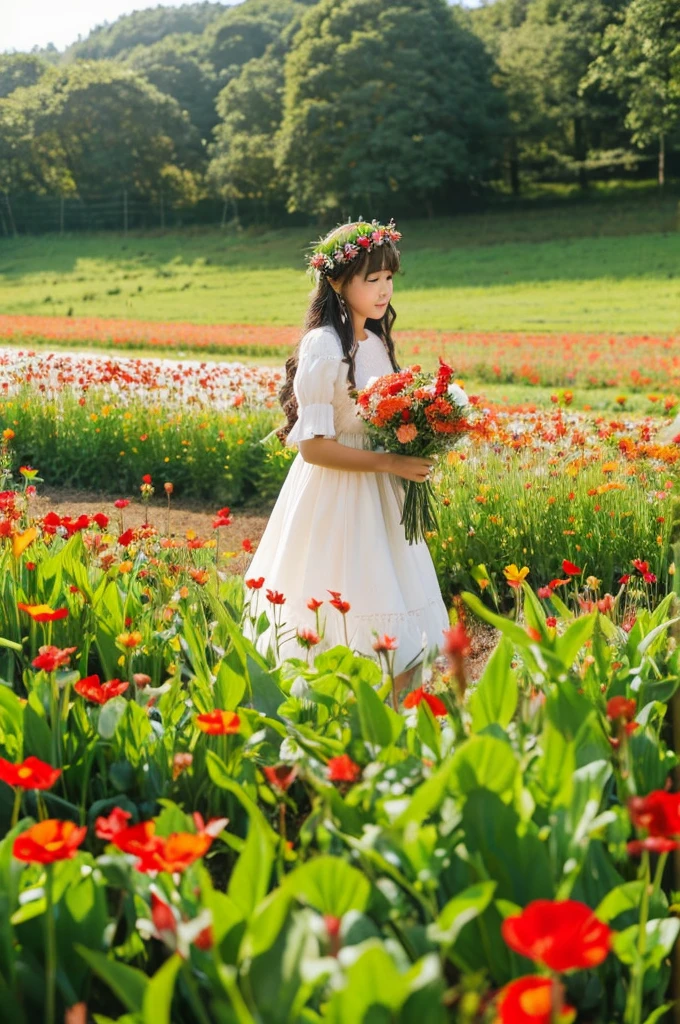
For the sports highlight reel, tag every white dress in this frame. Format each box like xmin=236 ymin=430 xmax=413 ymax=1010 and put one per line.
xmin=242 ymin=325 xmax=450 ymax=676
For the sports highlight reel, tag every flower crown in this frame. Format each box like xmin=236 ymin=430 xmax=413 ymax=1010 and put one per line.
xmin=305 ymin=218 xmax=402 ymax=279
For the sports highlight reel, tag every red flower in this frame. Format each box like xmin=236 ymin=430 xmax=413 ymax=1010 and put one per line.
xmin=0 ymin=756 xmax=61 ymax=790
xmin=403 ymin=687 xmax=448 ymax=717
xmin=92 ymin=512 xmax=109 ymax=529
xmin=496 ymin=975 xmax=575 ymax=1024
xmin=32 ymin=645 xmax=77 ymax=672
xmin=548 ymin=578 xmax=572 ymax=589
xmin=330 ymin=598 xmax=351 ymax=614
xmin=242 ymin=538 xmax=253 ymax=553
xmin=546 ymin=616 xmax=557 ymax=627
xmin=307 ymin=597 xmax=324 ymax=611
xmin=151 ymin=890 xmax=177 ymax=936
xmin=74 ymin=675 xmax=129 ymax=704
xmin=372 ymin=634 xmax=399 ymax=652
xmin=442 ymin=623 xmax=471 ymax=658
xmin=263 ymin=764 xmax=298 ymax=792
xmin=13 ymin=819 xmax=87 ymax=864
xmin=632 ymin=558 xmax=649 ymax=574
xmin=17 ymin=602 xmax=69 ymax=622
xmin=327 ymin=754 xmax=361 ymax=783
xmin=118 ymin=528 xmax=135 ymax=547
xmin=562 ymin=559 xmax=582 ymax=575
xmin=606 ymin=697 xmax=636 ymax=722
xmin=296 ymin=627 xmax=320 ymax=648
xmin=95 ymin=807 xmax=133 ymax=840
xmin=114 ymin=499 xmax=130 ymax=509
xmin=501 ymin=899 xmax=612 ymax=971
xmin=628 ymin=791 xmax=680 ymax=838
xmin=142 ymin=474 xmax=152 ymax=484
xmin=266 ymin=589 xmax=285 ymax=605
xmin=627 ymin=836 xmax=679 ymax=856
xmin=245 ymin=577 xmax=265 ymax=589
xmin=195 ymin=710 xmax=240 ymax=735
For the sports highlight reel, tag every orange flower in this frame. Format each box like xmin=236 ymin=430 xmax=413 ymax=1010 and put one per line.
xmin=195 ymin=710 xmax=240 ymax=735
xmin=17 ymin=602 xmax=69 ymax=622
xmin=13 ymin=819 xmax=87 ymax=864
xmin=0 ymin=756 xmax=61 ymax=790
xmin=117 ymin=631 xmax=142 ymax=648
xmin=189 ymin=568 xmax=210 ymax=585
xmin=12 ymin=526 xmax=37 ymax=559
xmin=396 ymin=422 xmax=418 ymax=444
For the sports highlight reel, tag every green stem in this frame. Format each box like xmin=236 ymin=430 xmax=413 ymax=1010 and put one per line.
xmin=181 ymin=961 xmax=211 ymax=1024
xmin=625 ymin=850 xmax=651 ymax=1024
xmin=11 ymin=787 xmax=21 ymax=829
xmin=45 ymin=864 xmax=56 ymax=1024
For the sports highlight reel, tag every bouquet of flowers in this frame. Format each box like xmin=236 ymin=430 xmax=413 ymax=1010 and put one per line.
xmin=353 ymin=358 xmax=474 ymax=544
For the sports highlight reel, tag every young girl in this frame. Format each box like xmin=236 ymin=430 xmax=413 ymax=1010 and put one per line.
xmin=242 ymin=219 xmax=451 ymax=694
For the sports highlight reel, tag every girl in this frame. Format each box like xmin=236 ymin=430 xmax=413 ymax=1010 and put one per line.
xmin=242 ymin=219 xmax=451 ymax=694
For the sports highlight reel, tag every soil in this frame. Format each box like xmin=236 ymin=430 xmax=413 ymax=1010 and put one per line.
xmin=32 ymin=485 xmax=500 ymax=676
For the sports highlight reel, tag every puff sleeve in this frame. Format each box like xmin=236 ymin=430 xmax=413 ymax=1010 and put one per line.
xmin=285 ymin=329 xmax=342 ymax=447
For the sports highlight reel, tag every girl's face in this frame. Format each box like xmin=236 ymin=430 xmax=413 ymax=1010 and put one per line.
xmin=337 ymin=266 xmax=393 ymax=321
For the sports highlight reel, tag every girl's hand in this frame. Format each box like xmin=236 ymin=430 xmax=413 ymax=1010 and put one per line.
xmin=384 ymin=453 xmax=434 ymax=482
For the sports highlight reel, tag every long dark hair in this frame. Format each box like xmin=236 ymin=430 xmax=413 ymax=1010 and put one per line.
xmin=276 ymin=222 xmax=402 ymax=444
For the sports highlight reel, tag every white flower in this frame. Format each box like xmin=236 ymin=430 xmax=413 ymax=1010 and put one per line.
xmin=447 ymin=383 xmax=469 ymax=408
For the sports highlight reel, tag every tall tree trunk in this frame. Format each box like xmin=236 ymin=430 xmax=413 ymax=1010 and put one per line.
xmin=574 ymin=116 xmax=587 ymax=191
xmin=659 ymin=133 xmax=665 ymax=188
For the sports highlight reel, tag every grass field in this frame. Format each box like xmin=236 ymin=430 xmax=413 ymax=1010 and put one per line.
xmin=1 ymin=196 xmax=679 ymax=334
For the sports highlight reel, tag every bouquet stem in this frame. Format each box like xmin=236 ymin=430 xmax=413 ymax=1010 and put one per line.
xmin=401 ymin=479 xmax=438 ymax=545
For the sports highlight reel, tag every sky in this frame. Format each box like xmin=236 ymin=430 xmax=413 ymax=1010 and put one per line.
xmin=2 ymin=0 xmax=483 ymax=55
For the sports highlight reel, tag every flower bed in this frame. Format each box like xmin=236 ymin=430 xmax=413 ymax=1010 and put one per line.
xmin=0 ymin=476 xmax=679 ymax=1022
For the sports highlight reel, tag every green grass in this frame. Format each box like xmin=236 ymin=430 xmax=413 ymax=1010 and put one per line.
xmin=0 ymin=195 xmax=679 ymax=334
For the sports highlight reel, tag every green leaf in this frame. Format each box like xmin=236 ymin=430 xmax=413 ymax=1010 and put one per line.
xmin=239 ymin=888 xmax=293 ymax=962
xmin=98 ymin=696 xmax=128 ymax=740
xmin=460 ymin=592 xmax=532 ymax=648
xmin=215 ymin=660 xmax=246 ymax=710
xmin=554 ymin=612 xmax=596 ymax=669
xmin=284 ymin=856 xmax=370 ymax=918
xmin=613 ymin=918 xmax=680 ymax=969
xmin=449 ymin=736 xmax=519 ymax=798
xmin=469 ymin=636 xmax=517 ymax=732
xmin=428 ymin=882 xmax=497 ymax=947
xmin=228 ymin=814 xmax=274 ymax=920
xmin=76 ymin=946 xmax=148 ymax=1013
xmin=142 ymin=953 xmax=182 ymax=1024
xmin=596 ymin=882 xmax=645 ymax=924
xmin=352 ymin=677 xmax=402 ymax=747
xmin=537 ymin=721 xmax=575 ymax=809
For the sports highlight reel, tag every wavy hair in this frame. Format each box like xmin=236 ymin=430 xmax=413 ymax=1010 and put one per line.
xmin=276 ymin=222 xmax=401 ymax=444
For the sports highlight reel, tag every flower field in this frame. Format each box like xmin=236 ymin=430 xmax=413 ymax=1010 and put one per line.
xmin=1 ymin=338 xmax=680 ymax=1020
xmin=0 ymin=465 xmax=680 ymax=1021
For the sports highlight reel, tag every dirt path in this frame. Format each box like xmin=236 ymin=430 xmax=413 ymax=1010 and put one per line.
xmin=32 ymin=486 xmax=499 ymax=681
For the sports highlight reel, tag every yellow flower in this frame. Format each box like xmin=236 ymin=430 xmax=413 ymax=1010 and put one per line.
xmin=12 ymin=526 xmax=37 ymax=559
xmin=117 ymin=631 xmax=142 ymax=649
xmin=586 ymin=575 xmax=601 ymax=590
xmin=503 ymin=564 xmax=530 ymax=589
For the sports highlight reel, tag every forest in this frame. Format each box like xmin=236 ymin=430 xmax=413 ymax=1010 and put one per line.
xmin=0 ymin=0 xmax=678 ymax=230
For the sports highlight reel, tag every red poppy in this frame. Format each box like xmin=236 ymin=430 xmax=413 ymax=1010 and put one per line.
xmin=242 ymin=538 xmax=253 ymax=553
xmin=266 ymin=589 xmax=285 ymax=605
xmin=403 ymin=687 xmax=448 ymax=717
xmin=330 ymin=598 xmax=351 ymax=614
xmin=118 ymin=528 xmax=135 ymax=547
xmin=562 ymin=560 xmax=582 ymax=575
xmin=327 ymin=590 xmax=343 ymax=601
xmin=296 ymin=627 xmax=320 ymax=648
xmin=501 ymin=900 xmax=612 ymax=971
xmin=496 ymin=975 xmax=575 ymax=1024
xmin=263 ymin=764 xmax=298 ymax=792
xmin=0 ymin=756 xmax=61 ymax=790
xmin=31 ymin=645 xmax=77 ymax=672
xmin=17 ymin=602 xmax=69 ymax=622
xmin=245 ymin=577 xmax=265 ymax=589
xmin=142 ymin=474 xmax=152 ymax=485
xmin=327 ymin=754 xmax=361 ymax=783
xmin=195 ymin=710 xmax=240 ymax=735
xmin=114 ymin=820 xmax=213 ymax=874
xmin=95 ymin=807 xmax=133 ymax=840
xmin=628 ymin=790 xmax=680 ymax=838
xmin=307 ymin=597 xmax=324 ymax=611
xmin=74 ymin=675 xmax=129 ymax=704
xmin=13 ymin=819 xmax=87 ymax=864
xmin=548 ymin=578 xmax=572 ymax=589
xmin=114 ymin=499 xmax=130 ymax=509
xmin=92 ymin=512 xmax=109 ymax=529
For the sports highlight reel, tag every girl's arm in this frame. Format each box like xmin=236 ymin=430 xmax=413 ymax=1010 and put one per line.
xmin=299 ymin=437 xmax=432 ymax=481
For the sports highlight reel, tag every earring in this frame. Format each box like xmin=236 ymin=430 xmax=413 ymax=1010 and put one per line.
xmin=336 ymin=291 xmax=348 ymax=324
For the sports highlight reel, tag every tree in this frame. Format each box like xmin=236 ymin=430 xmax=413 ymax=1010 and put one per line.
xmin=0 ymin=54 xmax=49 ymax=98
xmin=9 ymin=62 xmax=199 ymax=199
xmin=204 ymin=0 xmax=304 ymax=81
xmin=123 ymin=35 xmax=220 ymax=147
xmin=65 ymin=2 xmax=224 ymax=61
xmin=275 ymin=0 xmax=507 ymax=217
xmin=207 ymin=52 xmax=288 ymax=210
xmin=586 ymin=0 xmax=680 ymax=186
